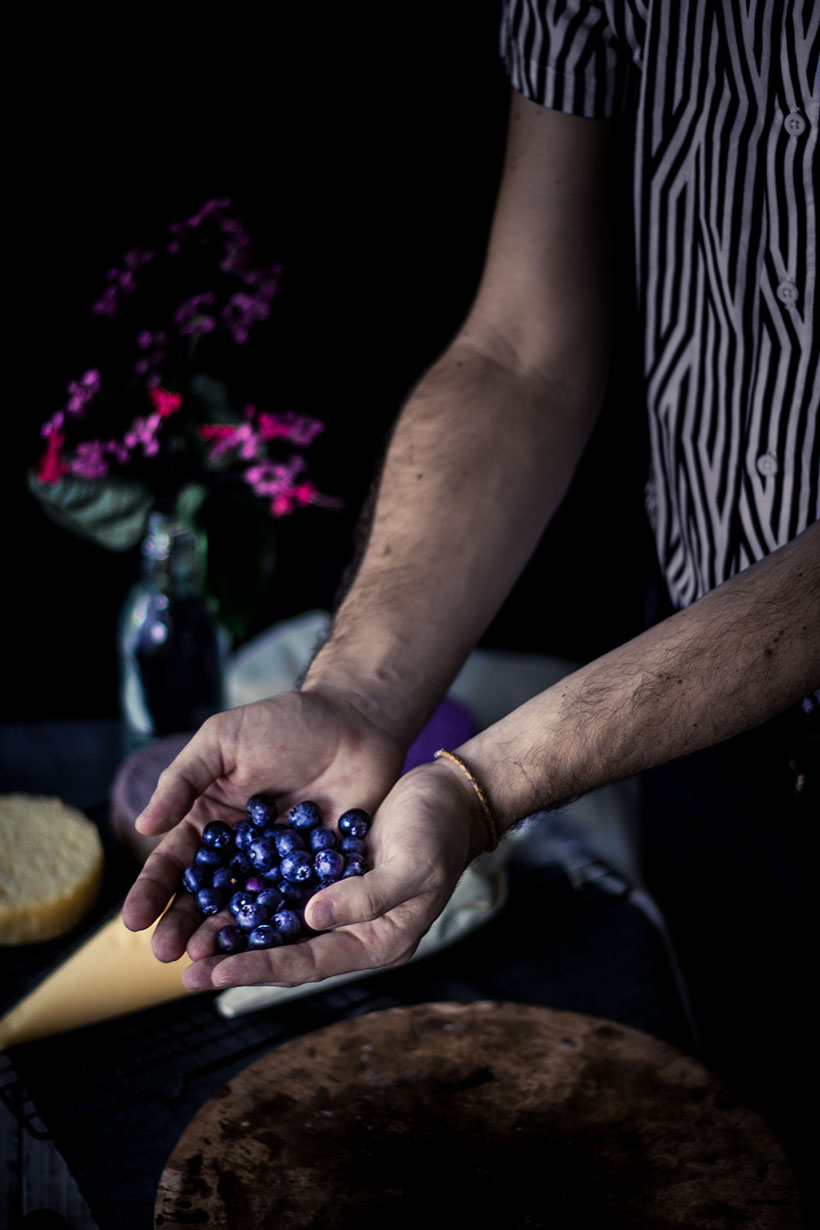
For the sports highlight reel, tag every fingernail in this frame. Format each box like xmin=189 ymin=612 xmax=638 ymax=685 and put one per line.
xmin=135 ymin=812 xmax=148 ymax=833
xmin=309 ymin=898 xmax=336 ymax=930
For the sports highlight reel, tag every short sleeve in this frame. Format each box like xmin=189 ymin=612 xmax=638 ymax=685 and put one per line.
xmin=499 ymin=0 xmax=637 ymax=118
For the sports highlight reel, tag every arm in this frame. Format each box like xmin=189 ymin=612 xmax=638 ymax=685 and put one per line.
xmin=302 ymin=92 xmax=616 ymax=749
xmin=124 ymin=93 xmax=619 ymax=979
xmin=441 ymin=519 xmax=820 ymax=827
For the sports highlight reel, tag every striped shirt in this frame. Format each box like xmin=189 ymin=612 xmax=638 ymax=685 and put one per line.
xmin=500 ymin=0 xmax=819 ymax=609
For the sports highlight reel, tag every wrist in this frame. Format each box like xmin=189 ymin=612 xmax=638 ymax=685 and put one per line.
xmin=431 ymin=750 xmax=500 ymax=862
xmin=300 ymin=628 xmax=447 ymax=754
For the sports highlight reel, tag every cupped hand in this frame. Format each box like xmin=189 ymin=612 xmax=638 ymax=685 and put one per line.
xmin=175 ymin=756 xmax=486 ymax=991
xmin=121 ymin=689 xmax=405 ymax=963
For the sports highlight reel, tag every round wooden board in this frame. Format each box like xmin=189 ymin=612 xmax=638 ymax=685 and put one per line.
xmin=155 ymin=1001 xmax=801 ymax=1229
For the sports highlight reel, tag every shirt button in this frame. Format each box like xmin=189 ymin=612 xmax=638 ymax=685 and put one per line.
xmin=784 ymin=112 xmax=806 ymax=136
xmin=756 ymin=453 xmax=779 ymax=477
xmin=776 ymin=280 xmax=799 ymax=305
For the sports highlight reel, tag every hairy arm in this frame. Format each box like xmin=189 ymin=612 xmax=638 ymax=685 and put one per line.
xmin=303 ymin=92 xmax=616 ymax=745
xmin=439 ymin=519 xmax=820 ymax=827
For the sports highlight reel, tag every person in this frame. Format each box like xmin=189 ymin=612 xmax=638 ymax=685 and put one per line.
xmin=124 ymin=0 xmax=818 ymax=1163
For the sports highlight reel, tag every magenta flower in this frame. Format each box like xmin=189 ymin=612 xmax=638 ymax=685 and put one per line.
xmin=258 ymin=411 xmax=323 ymax=446
xmin=149 ymin=387 xmax=183 ymax=418
xmin=36 ymin=428 xmax=68 ymax=485
xmin=269 ymin=481 xmax=322 ymax=518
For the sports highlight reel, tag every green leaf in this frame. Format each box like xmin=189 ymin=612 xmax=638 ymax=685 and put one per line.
xmin=174 ymin=483 xmax=208 ymax=526
xmin=27 ymin=471 xmax=154 ymax=551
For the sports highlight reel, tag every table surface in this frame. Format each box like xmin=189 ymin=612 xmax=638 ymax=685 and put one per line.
xmin=0 ymin=718 xmax=788 ymax=1230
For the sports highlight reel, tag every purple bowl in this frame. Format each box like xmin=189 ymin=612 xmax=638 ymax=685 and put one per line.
xmin=401 ymin=694 xmax=477 ymax=774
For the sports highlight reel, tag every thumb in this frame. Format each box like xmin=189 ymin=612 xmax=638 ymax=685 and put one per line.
xmin=304 ymin=860 xmax=419 ymax=931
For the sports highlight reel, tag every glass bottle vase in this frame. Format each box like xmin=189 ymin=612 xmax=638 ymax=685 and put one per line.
xmin=118 ymin=511 xmax=229 ymax=754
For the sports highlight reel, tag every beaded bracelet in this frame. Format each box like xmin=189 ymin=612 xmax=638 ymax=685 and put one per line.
xmin=433 ymin=748 xmax=499 ymax=852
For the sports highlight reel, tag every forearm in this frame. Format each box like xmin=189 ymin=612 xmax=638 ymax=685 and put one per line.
xmin=303 ymin=338 xmax=606 ymax=748
xmin=449 ymin=520 xmax=820 ymax=828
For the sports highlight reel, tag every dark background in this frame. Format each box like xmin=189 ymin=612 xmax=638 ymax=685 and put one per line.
xmin=5 ymin=4 xmax=654 ymax=721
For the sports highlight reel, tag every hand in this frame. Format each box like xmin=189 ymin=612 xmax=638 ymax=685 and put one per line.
xmin=121 ymin=689 xmax=405 ymax=970
xmin=176 ymin=757 xmax=486 ymax=990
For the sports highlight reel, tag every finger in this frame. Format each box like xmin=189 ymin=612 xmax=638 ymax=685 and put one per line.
xmin=185 ymin=911 xmax=232 ymax=962
xmin=303 ymin=859 xmax=424 ymax=932
xmin=122 ymin=821 xmax=202 ymax=932
xmin=152 ymin=892 xmax=212 ymax=962
xmin=183 ymin=914 xmax=421 ymax=991
xmin=135 ymin=719 xmax=227 ymax=835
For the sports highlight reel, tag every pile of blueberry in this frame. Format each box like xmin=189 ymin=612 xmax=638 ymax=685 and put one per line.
xmin=180 ymin=794 xmax=370 ymax=954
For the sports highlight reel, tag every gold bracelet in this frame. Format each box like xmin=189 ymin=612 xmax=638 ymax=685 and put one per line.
xmin=433 ymin=748 xmax=499 ymax=852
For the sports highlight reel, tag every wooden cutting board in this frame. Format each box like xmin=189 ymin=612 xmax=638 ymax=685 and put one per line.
xmin=155 ymin=1001 xmax=801 ymax=1229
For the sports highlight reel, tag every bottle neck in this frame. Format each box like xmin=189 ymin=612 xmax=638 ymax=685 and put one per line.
xmin=140 ymin=512 xmax=205 ymax=595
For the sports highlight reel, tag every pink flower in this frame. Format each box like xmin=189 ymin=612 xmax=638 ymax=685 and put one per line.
xmin=65 ymin=370 xmax=101 ymax=416
xmin=174 ymin=292 xmax=218 ymax=337
xmin=244 ymin=457 xmax=306 ymax=498
xmin=105 ymin=439 xmax=130 ymax=464
xmin=70 ymin=440 xmax=109 ymax=479
xmin=92 ymin=287 xmax=118 ymax=318
xmin=41 ymin=411 xmax=64 ymax=437
xmin=124 ymin=412 xmax=162 ymax=456
xmin=148 ymin=387 xmax=183 ymax=418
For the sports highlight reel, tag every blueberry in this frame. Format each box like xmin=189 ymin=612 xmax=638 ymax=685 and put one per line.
xmin=273 ymin=828 xmax=305 ymax=857
xmin=202 ymin=820 xmax=234 ymax=849
xmin=229 ymin=851 xmax=253 ymax=877
xmin=278 ymin=878 xmax=313 ymax=905
xmin=248 ymin=924 xmax=283 ymax=949
xmin=281 ymin=850 xmax=314 ymax=883
xmin=236 ymin=902 xmax=270 ymax=931
xmin=342 ymin=853 xmax=367 ymax=878
xmin=212 ymin=867 xmax=241 ymax=894
xmin=229 ymin=890 xmax=256 ymax=916
xmin=338 ymin=808 xmax=370 ymax=839
xmin=217 ymin=924 xmax=248 ymax=954
xmin=247 ymin=793 xmax=278 ymax=827
xmin=194 ymin=846 xmax=225 ymax=869
xmin=340 ymin=835 xmax=367 ymax=856
xmin=288 ymin=800 xmax=323 ymax=830
xmin=182 ymin=863 xmax=212 ymax=895
xmin=256 ymin=887 xmax=285 ymax=912
xmin=272 ymin=909 xmax=302 ymax=942
xmin=248 ymin=837 xmax=279 ymax=871
xmin=262 ymin=865 xmax=282 ymax=885
xmin=196 ymin=886 xmax=224 ymax=915
xmin=310 ymin=826 xmax=337 ymax=851
xmin=243 ymin=875 xmax=265 ymax=894
xmin=314 ymin=848 xmax=344 ymax=879
xmin=234 ymin=820 xmax=255 ymax=851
